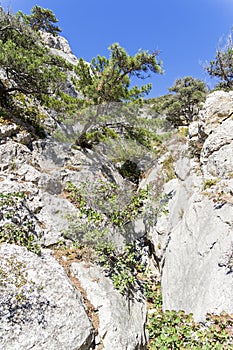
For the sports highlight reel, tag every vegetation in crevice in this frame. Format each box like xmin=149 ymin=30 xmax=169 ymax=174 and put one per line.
xmin=146 ymin=282 xmax=233 ymax=349
xmin=0 ymin=192 xmax=41 ymax=254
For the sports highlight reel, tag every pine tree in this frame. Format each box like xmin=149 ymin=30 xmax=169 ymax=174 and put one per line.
xmin=25 ymin=6 xmax=61 ymax=35
xmin=206 ymin=33 xmax=233 ymax=91
xmin=164 ymin=76 xmax=207 ymax=127
xmin=75 ymin=43 xmax=163 ymax=147
xmin=75 ymin=43 xmax=162 ymax=105
xmin=0 ymin=8 xmax=74 ymax=120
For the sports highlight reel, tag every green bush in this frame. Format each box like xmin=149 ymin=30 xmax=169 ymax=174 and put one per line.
xmin=0 ymin=192 xmax=41 ymax=254
xmin=147 ymin=284 xmax=233 ymax=349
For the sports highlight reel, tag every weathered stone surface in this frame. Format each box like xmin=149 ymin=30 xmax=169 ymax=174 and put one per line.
xmin=14 ymin=131 xmax=32 ymax=145
xmin=142 ymin=151 xmax=203 ymax=266
xmin=161 ymin=194 xmax=233 ymax=320
xmin=200 ymin=118 xmax=233 ymax=178
xmin=0 ymin=123 xmax=18 ymax=139
xmin=160 ymin=91 xmax=233 ymax=321
xmin=71 ymin=261 xmax=148 ymax=350
xmin=0 ymin=140 xmax=31 ymax=167
xmin=198 ymin=90 xmax=233 ymax=136
xmin=36 ymin=192 xmax=77 ymax=246
xmin=0 ymin=244 xmax=94 ymax=350
xmin=188 ymin=120 xmax=199 ymax=140
xmin=41 ymin=32 xmax=73 ymax=55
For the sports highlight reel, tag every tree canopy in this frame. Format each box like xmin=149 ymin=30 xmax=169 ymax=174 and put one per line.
xmin=163 ymin=76 xmax=208 ymax=127
xmin=74 ymin=43 xmax=163 ymax=147
xmin=23 ymin=6 xmax=61 ymax=36
xmin=205 ymin=33 xmax=233 ymax=91
xmin=0 ymin=7 xmax=76 ymax=132
xmin=75 ymin=43 xmax=163 ymax=105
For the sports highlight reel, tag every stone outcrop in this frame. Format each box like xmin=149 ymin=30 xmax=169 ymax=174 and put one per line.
xmin=1 ymin=27 xmax=233 ymax=346
xmin=157 ymin=91 xmax=233 ymax=320
xmin=72 ymin=262 xmax=148 ymax=350
xmin=0 ymin=244 xmax=94 ymax=350
xmin=0 ymin=133 xmax=149 ymax=349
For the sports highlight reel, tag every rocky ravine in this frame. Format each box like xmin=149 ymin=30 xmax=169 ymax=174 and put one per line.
xmin=0 ymin=132 xmax=149 ymax=350
xmin=0 ymin=33 xmax=232 ymax=349
xmin=154 ymin=90 xmax=233 ymax=320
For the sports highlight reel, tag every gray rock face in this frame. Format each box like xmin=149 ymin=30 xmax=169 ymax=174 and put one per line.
xmin=201 ymin=118 xmax=233 ymax=178
xmin=0 ymin=123 xmax=18 ymax=138
xmin=0 ymin=244 xmax=94 ymax=350
xmin=160 ymin=90 xmax=233 ymax=321
xmin=71 ymin=262 xmax=148 ymax=350
xmin=162 ymin=195 xmax=233 ymax=320
xmin=198 ymin=90 xmax=233 ymax=136
xmin=41 ymin=32 xmax=73 ymax=55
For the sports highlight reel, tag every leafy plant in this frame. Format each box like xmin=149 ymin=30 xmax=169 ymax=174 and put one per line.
xmin=203 ymin=178 xmax=217 ymax=190
xmin=97 ymin=242 xmax=146 ymax=295
xmin=161 ymin=154 xmax=175 ymax=182
xmin=147 ymin=283 xmax=233 ymax=349
xmin=63 ymin=181 xmax=155 ymax=294
xmin=65 ymin=180 xmax=149 ymax=228
xmin=0 ymin=192 xmax=41 ymax=254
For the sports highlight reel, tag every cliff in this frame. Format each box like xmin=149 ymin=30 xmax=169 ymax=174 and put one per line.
xmin=0 ymin=34 xmax=232 ymax=349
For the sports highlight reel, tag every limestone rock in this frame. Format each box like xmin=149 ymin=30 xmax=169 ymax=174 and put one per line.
xmin=14 ymin=131 xmax=32 ymax=145
xmin=71 ymin=261 xmax=148 ymax=350
xmin=0 ymin=140 xmax=31 ymax=168
xmin=200 ymin=118 xmax=233 ymax=178
xmin=41 ymin=32 xmax=73 ymax=55
xmin=161 ymin=194 xmax=233 ymax=321
xmin=0 ymin=123 xmax=18 ymax=139
xmin=0 ymin=244 xmax=94 ymax=350
xmin=36 ymin=192 xmax=77 ymax=247
xmin=198 ymin=90 xmax=233 ymax=136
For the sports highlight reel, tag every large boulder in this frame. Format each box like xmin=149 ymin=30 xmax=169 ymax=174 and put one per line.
xmin=200 ymin=118 xmax=233 ymax=178
xmin=161 ymin=194 xmax=233 ymax=320
xmin=71 ymin=261 xmax=148 ymax=350
xmin=198 ymin=90 xmax=233 ymax=136
xmin=160 ymin=90 xmax=233 ymax=320
xmin=0 ymin=244 xmax=94 ymax=350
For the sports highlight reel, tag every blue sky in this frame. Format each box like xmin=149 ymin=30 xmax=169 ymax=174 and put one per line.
xmin=1 ymin=0 xmax=233 ymax=97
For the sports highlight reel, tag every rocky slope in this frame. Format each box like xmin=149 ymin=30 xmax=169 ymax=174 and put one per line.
xmin=0 ymin=33 xmax=232 ymax=349
xmin=155 ymin=91 xmax=233 ymax=320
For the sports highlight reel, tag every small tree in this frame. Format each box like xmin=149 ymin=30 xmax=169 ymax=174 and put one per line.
xmin=75 ymin=43 xmax=163 ymax=146
xmin=0 ymin=8 xmax=76 ymax=132
xmin=75 ymin=43 xmax=162 ymax=105
xmin=0 ymin=9 xmax=68 ymax=99
xmin=164 ymin=76 xmax=208 ymax=127
xmin=205 ymin=33 xmax=233 ymax=90
xmin=25 ymin=6 xmax=61 ymax=36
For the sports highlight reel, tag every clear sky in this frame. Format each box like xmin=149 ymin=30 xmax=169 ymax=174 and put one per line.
xmin=1 ymin=0 xmax=233 ymax=97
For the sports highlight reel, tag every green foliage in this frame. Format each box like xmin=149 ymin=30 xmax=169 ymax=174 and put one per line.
xmin=75 ymin=44 xmax=163 ymax=147
xmin=147 ymin=284 xmax=233 ymax=349
xmin=161 ymin=154 xmax=175 ymax=182
xmin=97 ymin=242 xmax=146 ymax=295
xmin=65 ymin=180 xmax=149 ymax=228
xmin=164 ymin=76 xmax=208 ymax=127
xmin=0 ymin=192 xmax=41 ymax=254
xmin=205 ymin=32 xmax=233 ymax=91
xmin=64 ymin=180 xmax=153 ymax=294
xmin=203 ymin=178 xmax=218 ymax=190
xmin=75 ymin=44 xmax=163 ymax=105
xmin=23 ymin=5 xmax=61 ymax=35
xmin=0 ymin=7 xmax=76 ymax=132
